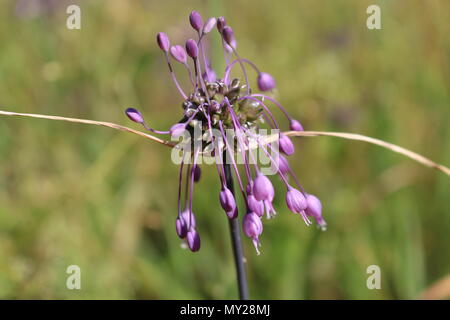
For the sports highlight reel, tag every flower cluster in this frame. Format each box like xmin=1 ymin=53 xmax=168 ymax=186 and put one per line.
xmin=125 ymin=11 xmax=326 ymax=254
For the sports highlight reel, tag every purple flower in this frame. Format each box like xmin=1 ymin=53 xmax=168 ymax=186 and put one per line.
xmin=125 ymin=108 xmax=144 ymax=123
xmin=279 ymin=134 xmax=295 ymax=156
xmin=185 ymin=39 xmax=199 ymax=59
xmin=222 ymin=26 xmax=236 ymax=48
xmin=253 ymin=173 xmax=275 ymax=201
xmin=247 ymin=194 xmax=264 ymax=217
xmin=203 ymin=18 xmax=217 ymax=34
xmin=243 ymin=213 xmax=263 ymax=254
xmin=127 ymin=11 xmax=326 ymax=254
xmin=156 ymin=32 xmax=170 ymax=52
xmin=176 ymin=209 xmax=196 ymax=238
xmin=219 ymin=187 xmax=236 ymax=213
xmin=170 ymin=45 xmax=187 ymax=64
xmin=189 ymin=10 xmax=203 ymax=32
xmin=257 ymin=72 xmax=276 ymax=91
xmin=305 ymin=194 xmax=327 ymax=230
xmin=286 ymin=187 xmax=311 ymax=225
xmin=187 ymin=229 xmax=201 ymax=252
xmin=290 ymin=119 xmax=304 ymax=131
xmin=277 ymin=155 xmax=290 ymax=175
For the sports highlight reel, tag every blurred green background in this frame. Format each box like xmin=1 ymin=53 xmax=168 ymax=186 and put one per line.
xmin=0 ymin=0 xmax=449 ymax=299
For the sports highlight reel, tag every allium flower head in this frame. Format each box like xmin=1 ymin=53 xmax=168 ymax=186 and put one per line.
xmin=124 ymin=11 xmax=326 ymax=254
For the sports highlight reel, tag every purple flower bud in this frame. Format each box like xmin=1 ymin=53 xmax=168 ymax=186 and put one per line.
xmin=290 ymin=119 xmax=304 ymax=132
xmin=189 ymin=10 xmax=203 ymax=32
xmin=253 ymin=173 xmax=275 ymax=201
xmin=222 ymin=26 xmax=236 ymax=48
xmin=286 ymin=187 xmax=311 ymax=225
xmin=176 ymin=209 xmax=196 ymax=238
xmin=170 ymin=123 xmax=187 ymax=138
xmin=125 ymin=107 xmax=144 ymax=124
xmin=247 ymin=194 xmax=264 ymax=217
xmin=286 ymin=187 xmax=307 ymax=214
xmin=156 ymin=32 xmax=170 ymax=52
xmin=216 ymin=17 xmax=226 ymax=33
xmin=186 ymin=229 xmax=200 ymax=252
xmin=219 ymin=187 xmax=236 ymax=212
xmin=169 ymin=45 xmax=187 ymax=64
xmin=277 ymin=155 xmax=290 ymax=175
xmin=279 ymin=134 xmax=295 ymax=156
xmin=243 ymin=212 xmax=263 ymax=254
xmin=193 ymin=165 xmax=201 ymax=182
xmin=305 ymin=194 xmax=327 ymax=230
xmin=243 ymin=213 xmax=263 ymax=238
xmin=257 ymin=72 xmax=276 ymax=91
xmin=227 ymin=206 xmax=238 ymax=219
xmin=202 ymin=17 xmax=216 ymax=34
xmin=185 ymin=39 xmax=198 ymax=59
xmin=176 ymin=217 xmax=187 ymax=239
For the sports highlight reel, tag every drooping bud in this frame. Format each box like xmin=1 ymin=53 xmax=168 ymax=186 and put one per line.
xmin=176 ymin=209 xmax=196 ymax=238
xmin=286 ymin=187 xmax=307 ymax=214
xmin=286 ymin=187 xmax=311 ymax=225
xmin=243 ymin=212 xmax=263 ymax=254
xmin=257 ymin=72 xmax=276 ymax=91
xmin=202 ymin=17 xmax=217 ymax=34
xmin=169 ymin=45 xmax=187 ymax=64
xmin=217 ymin=17 xmax=226 ymax=33
xmin=193 ymin=165 xmax=201 ymax=182
xmin=176 ymin=218 xmax=187 ymax=239
xmin=305 ymin=194 xmax=327 ymax=230
xmin=185 ymin=39 xmax=198 ymax=59
xmin=170 ymin=123 xmax=187 ymax=138
xmin=277 ymin=155 xmax=290 ymax=175
xmin=156 ymin=32 xmax=170 ymax=52
xmin=125 ymin=107 xmax=144 ymax=124
xmin=219 ymin=187 xmax=236 ymax=213
xmin=279 ymin=134 xmax=295 ymax=156
xmin=186 ymin=229 xmax=200 ymax=252
xmin=247 ymin=194 xmax=264 ymax=217
xmin=290 ymin=119 xmax=304 ymax=132
xmin=222 ymin=26 xmax=236 ymax=48
xmin=189 ymin=10 xmax=203 ymax=32
xmin=253 ymin=173 xmax=275 ymax=201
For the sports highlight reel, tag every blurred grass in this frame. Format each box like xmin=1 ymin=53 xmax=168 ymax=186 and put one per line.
xmin=0 ymin=0 xmax=449 ymax=299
